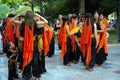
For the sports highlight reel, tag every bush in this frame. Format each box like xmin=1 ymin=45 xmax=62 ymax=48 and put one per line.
xmin=107 ymin=29 xmax=118 ymax=43
xmin=0 ymin=4 xmax=10 ymax=20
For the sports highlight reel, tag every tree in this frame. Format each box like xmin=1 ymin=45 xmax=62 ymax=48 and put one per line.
xmin=79 ymin=0 xmax=85 ymax=14
xmin=0 ymin=4 xmax=10 ymax=20
xmin=0 ymin=0 xmax=22 ymax=8
xmin=99 ymin=0 xmax=117 ymax=16
xmin=14 ymin=6 xmax=31 ymax=15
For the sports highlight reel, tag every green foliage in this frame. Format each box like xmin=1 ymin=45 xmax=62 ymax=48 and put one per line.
xmin=43 ymin=0 xmax=79 ymax=21
xmin=14 ymin=5 xmax=31 ymax=15
xmin=34 ymin=6 xmax=40 ymax=12
xmin=108 ymin=29 xmax=118 ymax=43
xmin=0 ymin=0 xmax=22 ymax=7
xmin=99 ymin=0 xmax=117 ymax=16
xmin=0 ymin=0 xmax=118 ymax=21
xmin=0 ymin=4 xmax=10 ymax=20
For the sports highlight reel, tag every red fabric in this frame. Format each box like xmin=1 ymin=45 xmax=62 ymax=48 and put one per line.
xmin=60 ymin=22 xmax=67 ymax=60
xmin=58 ymin=24 xmax=62 ymax=47
xmin=43 ymin=24 xmax=49 ymax=56
xmin=80 ymin=18 xmax=92 ymax=65
xmin=102 ymin=18 xmax=109 ymax=28
xmin=22 ymin=24 xmax=34 ymax=72
xmin=15 ymin=24 xmax=20 ymax=38
xmin=70 ymin=18 xmax=76 ymax=52
xmin=44 ymin=24 xmax=53 ymax=45
xmin=5 ymin=18 xmax=15 ymax=44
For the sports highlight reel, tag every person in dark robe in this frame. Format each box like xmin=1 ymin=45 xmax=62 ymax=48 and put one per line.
xmin=12 ymin=10 xmax=48 ymax=80
xmin=94 ymin=12 xmax=108 ymax=66
xmin=4 ymin=14 xmax=15 ymax=46
xmin=4 ymin=42 xmax=19 ymax=80
xmin=80 ymin=13 xmax=98 ymax=71
xmin=73 ymin=14 xmax=85 ymax=64
xmin=60 ymin=16 xmax=73 ymax=66
xmin=16 ymin=15 xmax=25 ymax=71
xmin=58 ymin=15 xmax=63 ymax=50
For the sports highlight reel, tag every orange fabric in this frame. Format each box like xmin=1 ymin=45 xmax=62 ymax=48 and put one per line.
xmin=22 ymin=24 xmax=34 ymax=72
xmin=97 ymin=23 xmax=108 ymax=54
xmin=15 ymin=24 xmax=20 ymax=38
xmin=44 ymin=24 xmax=53 ymax=45
xmin=80 ymin=18 xmax=92 ymax=65
xmin=97 ymin=33 xmax=101 ymax=44
xmin=5 ymin=18 xmax=15 ymax=44
xmin=43 ymin=25 xmax=49 ymax=56
xmin=102 ymin=18 xmax=109 ymax=28
xmin=60 ymin=22 xmax=67 ymax=60
xmin=39 ymin=18 xmax=51 ymax=55
xmin=58 ymin=24 xmax=62 ymax=47
xmin=69 ymin=18 xmax=76 ymax=52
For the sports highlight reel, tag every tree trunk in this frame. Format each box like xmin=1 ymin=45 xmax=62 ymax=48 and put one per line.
xmin=118 ymin=0 xmax=120 ymax=42
xmin=79 ymin=0 xmax=85 ymax=14
xmin=40 ymin=0 xmax=43 ymax=15
xmin=31 ymin=0 xmax=34 ymax=12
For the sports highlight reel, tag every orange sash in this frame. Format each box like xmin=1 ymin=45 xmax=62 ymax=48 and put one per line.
xmin=42 ymin=24 xmax=50 ymax=56
xmin=44 ymin=24 xmax=53 ymax=45
xmin=5 ymin=18 xmax=15 ymax=44
xmin=80 ymin=18 xmax=92 ymax=65
xmin=69 ymin=18 xmax=76 ymax=52
xmin=15 ymin=24 xmax=20 ymax=38
xmin=22 ymin=24 xmax=34 ymax=72
xmin=60 ymin=22 xmax=67 ymax=60
xmin=102 ymin=18 xmax=109 ymax=28
xmin=97 ymin=23 xmax=108 ymax=54
xmin=58 ymin=24 xmax=62 ymax=47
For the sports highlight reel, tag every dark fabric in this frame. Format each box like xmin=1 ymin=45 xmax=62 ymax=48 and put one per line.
xmin=54 ymin=24 xmax=57 ymax=31
xmin=20 ymin=21 xmax=42 ymax=79
xmin=47 ymin=35 xmax=55 ymax=57
xmin=63 ymin=36 xmax=72 ymax=65
xmin=15 ymin=37 xmax=18 ymax=47
xmin=17 ymin=48 xmax=23 ymax=70
xmin=74 ymin=30 xmax=82 ymax=62
xmin=75 ymin=30 xmax=81 ymax=37
xmin=22 ymin=63 xmax=32 ymax=80
xmin=19 ymin=21 xmax=38 ymax=37
xmin=36 ymin=27 xmax=44 ymax=35
xmin=22 ymin=41 xmax=41 ymax=79
xmin=8 ymin=58 xmax=18 ymax=80
xmin=40 ymin=50 xmax=47 ymax=74
xmin=58 ymin=44 xmax=61 ymax=50
xmin=32 ymin=43 xmax=41 ymax=77
xmin=89 ymin=38 xmax=96 ymax=68
xmin=82 ymin=37 xmax=96 ymax=68
xmin=74 ymin=43 xmax=82 ymax=62
xmin=96 ymin=47 xmax=108 ymax=64
xmin=96 ymin=23 xmax=101 ymax=30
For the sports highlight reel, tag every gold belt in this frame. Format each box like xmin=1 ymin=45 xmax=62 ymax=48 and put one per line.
xmin=19 ymin=36 xmax=36 ymax=41
xmin=77 ymin=37 xmax=81 ymax=41
xmin=91 ymin=34 xmax=95 ymax=38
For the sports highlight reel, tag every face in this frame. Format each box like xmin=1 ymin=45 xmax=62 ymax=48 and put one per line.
xmin=94 ymin=12 xmax=99 ymax=20
xmin=20 ymin=17 xmax=25 ymax=21
xmin=34 ymin=16 xmax=40 ymax=21
xmin=100 ymin=14 xmax=103 ymax=20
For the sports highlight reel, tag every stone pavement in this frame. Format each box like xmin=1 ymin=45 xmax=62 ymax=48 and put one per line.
xmin=0 ymin=43 xmax=120 ymax=80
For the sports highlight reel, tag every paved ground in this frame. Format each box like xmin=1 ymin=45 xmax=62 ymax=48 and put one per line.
xmin=0 ymin=43 xmax=120 ymax=80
